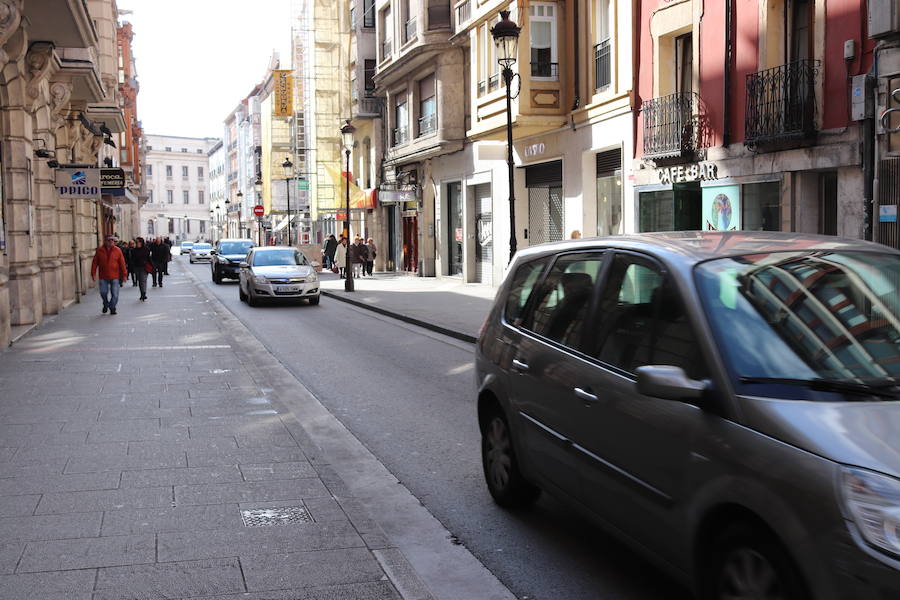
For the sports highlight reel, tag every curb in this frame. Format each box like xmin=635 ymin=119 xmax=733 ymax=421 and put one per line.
xmin=320 ymin=290 xmax=477 ymax=344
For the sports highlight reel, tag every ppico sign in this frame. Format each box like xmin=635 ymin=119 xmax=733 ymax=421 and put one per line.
xmin=55 ymin=168 xmax=100 ymax=198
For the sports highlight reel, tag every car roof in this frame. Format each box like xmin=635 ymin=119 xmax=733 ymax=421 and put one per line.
xmin=513 ymin=231 xmax=899 ymax=266
xmin=251 ymin=246 xmax=296 ymax=252
xmin=218 ymin=238 xmax=254 ymax=243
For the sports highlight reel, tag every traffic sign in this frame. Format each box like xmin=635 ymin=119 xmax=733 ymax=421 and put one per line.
xmin=253 ymin=204 xmax=265 ymax=217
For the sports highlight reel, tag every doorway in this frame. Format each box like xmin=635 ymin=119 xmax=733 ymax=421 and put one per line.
xmin=473 ymin=183 xmax=493 ymax=284
xmin=447 ymin=182 xmax=463 ymax=276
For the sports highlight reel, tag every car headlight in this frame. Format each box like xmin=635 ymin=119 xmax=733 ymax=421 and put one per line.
xmin=841 ymin=466 xmax=900 ymax=556
xmin=252 ymin=275 xmax=269 ymax=284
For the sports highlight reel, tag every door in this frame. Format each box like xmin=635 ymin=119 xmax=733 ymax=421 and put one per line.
xmin=402 ymin=214 xmax=418 ymax=272
xmin=572 ymin=251 xmax=709 ymax=563
xmin=474 ymin=183 xmax=493 ymax=284
xmin=447 ymin=182 xmax=463 ymax=276
xmin=509 ymin=251 xmax=607 ymax=498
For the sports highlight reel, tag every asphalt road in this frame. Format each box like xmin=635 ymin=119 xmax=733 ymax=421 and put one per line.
xmin=187 ymin=259 xmax=691 ymax=600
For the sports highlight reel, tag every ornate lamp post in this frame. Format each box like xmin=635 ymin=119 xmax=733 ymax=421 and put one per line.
xmin=282 ymin=157 xmax=294 ymax=246
xmin=235 ymin=191 xmax=244 ymax=238
xmin=254 ymin=177 xmax=264 ymax=246
xmin=340 ymin=119 xmax=356 ymax=292
xmin=491 ymin=10 xmax=521 ymax=263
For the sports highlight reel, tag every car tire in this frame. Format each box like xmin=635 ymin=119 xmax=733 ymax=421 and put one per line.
xmin=212 ymin=270 xmax=221 ymax=284
xmin=699 ymin=521 xmax=810 ymax=600
xmin=481 ymin=406 xmax=540 ymax=508
xmin=238 ymin=285 xmax=247 ymax=302
xmin=308 ymin=295 xmax=320 ymax=306
xmin=247 ymin=291 xmax=259 ymax=307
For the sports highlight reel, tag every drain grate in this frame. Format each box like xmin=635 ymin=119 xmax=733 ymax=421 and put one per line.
xmin=240 ymin=506 xmax=313 ymax=527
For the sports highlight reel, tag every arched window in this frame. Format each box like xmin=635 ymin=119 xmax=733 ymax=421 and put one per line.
xmin=147 ymin=220 xmax=154 ymax=234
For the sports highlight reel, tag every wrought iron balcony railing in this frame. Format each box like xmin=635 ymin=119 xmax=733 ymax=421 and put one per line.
xmin=594 ymin=40 xmax=611 ymax=90
xmin=642 ymin=92 xmax=701 ymax=159
xmin=392 ymin=126 xmax=409 ymax=146
xmin=531 ymin=61 xmax=559 ymax=79
xmin=488 ymin=73 xmax=500 ymax=92
xmin=477 ymin=80 xmax=486 ymax=96
xmin=745 ymin=59 xmax=820 ymax=150
xmin=418 ymin=113 xmax=436 ymax=136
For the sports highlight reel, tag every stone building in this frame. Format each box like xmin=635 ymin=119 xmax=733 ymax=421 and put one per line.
xmin=0 ymin=0 xmax=133 ymax=348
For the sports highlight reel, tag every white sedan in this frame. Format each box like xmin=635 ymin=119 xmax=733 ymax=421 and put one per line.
xmin=189 ymin=243 xmax=213 ymax=263
xmin=238 ymin=246 xmax=320 ymax=306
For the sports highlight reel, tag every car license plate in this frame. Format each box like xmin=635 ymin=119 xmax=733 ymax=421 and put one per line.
xmin=279 ymin=285 xmax=300 ymax=293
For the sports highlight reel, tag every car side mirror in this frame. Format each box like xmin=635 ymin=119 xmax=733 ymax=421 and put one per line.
xmin=239 ymin=262 xmax=249 ymax=268
xmin=635 ymin=365 xmax=706 ymax=403
xmin=210 ymin=250 xmax=217 ymax=255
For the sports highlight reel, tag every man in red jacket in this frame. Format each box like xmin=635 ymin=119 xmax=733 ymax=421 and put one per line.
xmin=91 ymin=235 xmax=128 ymax=315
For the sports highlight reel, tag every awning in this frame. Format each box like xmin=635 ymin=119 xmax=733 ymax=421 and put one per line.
xmin=272 ymin=215 xmax=296 ymax=232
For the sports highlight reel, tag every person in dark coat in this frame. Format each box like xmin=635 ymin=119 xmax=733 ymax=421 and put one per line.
xmin=131 ymin=237 xmax=152 ymax=301
xmin=323 ymin=234 xmax=338 ymax=269
xmin=350 ymin=237 xmax=368 ymax=278
xmin=150 ymin=236 xmax=170 ymax=287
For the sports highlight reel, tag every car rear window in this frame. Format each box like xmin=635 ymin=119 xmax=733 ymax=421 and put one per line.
xmin=220 ymin=241 xmax=253 ymax=254
xmin=193 ymin=244 xmax=211 ymax=250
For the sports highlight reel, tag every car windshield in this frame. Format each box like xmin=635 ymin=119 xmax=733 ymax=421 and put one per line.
xmin=695 ymin=250 xmax=900 ymax=395
xmin=252 ymin=249 xmax=307 ymax=267
xmin=181 ymin=243 xmax=193 ymax=248
xmin=193 ymin=244 xmax=211 ymax=250
xmin=220 ymin=241 xmax=253 ymax=254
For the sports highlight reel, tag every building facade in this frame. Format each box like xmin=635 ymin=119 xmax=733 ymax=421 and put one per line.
xmin=207 ymin=140 xmax=226 ymax=241
xmin=0 ymin=0 xmax=133 ymax=348
xmin=139 ymin=135 xmax=218 ymax=243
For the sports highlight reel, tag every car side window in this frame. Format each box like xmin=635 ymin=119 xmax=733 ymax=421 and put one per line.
xmin=521 ymin=253 xmax=606 ymax=349
xmin=504 ymin=258 xmax=550 ymax=326
xmin=589 ymin=253 xmax=707 ymax=379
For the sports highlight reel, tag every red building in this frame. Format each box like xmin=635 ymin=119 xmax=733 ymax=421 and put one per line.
xmin=632 ymin=0 xmax=875 ymax=239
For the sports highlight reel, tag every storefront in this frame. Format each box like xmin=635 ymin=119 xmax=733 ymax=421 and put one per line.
xmin=524 ymin=160 xmax=564 ymax=244
xmin=378 ymin=188 xmax=418 ymax=273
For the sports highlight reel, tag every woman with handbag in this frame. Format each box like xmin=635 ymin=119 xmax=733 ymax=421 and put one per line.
xmin=131 ymin=237 xmax=153 ymax=301
xmin=334 ymin=236 xmax=348 ymax=278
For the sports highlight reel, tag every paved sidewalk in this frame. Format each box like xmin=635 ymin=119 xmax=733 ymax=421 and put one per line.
xmin=318 ymin=273 xmax=498 ymax=343
xmin=0 ymin=262 xmax=511 ymax=600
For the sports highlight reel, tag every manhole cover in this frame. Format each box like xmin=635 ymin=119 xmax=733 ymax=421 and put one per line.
xmin=240 ymin=506 xmax=313 ymax=527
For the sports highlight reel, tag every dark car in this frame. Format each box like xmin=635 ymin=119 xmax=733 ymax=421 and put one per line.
xmin=476 ymin=231 xmax=900 ymax=600
xmin=211 ymin=238 xmax=255 ymax=283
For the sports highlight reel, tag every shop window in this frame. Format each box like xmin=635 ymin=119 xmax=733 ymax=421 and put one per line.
xmin=742 ymin=181 xmax=781 ymax=231
xmin=638 ymin=182 xmax=701 ymax=232
xmin=530 ymin=3 xmax=558 ymax=79
xmin=596 ymin=149 xmax=623 ymax=236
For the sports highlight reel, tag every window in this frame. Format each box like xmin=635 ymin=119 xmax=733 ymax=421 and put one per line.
xmin=196 ymin=149 xmax=203 ymax=154
xmin=200 ymin=221 xmax=206 ymax=234
xmin=742 ymin=182 xmax=781 ymax=231
xmin=393 ymin=97 xmax=409 ymax=146
xmin=363 ymin=0 xmax=375 ymax=27
xmin=147 ymin=219 xmax=154 ymax=234
xmin=181 ymin=147 xmax=188 ymax=153
xmin=198 ymin=166 xmax=204 ymax=178
xmin=148 ymin=189 xmax=153 ymax=204
xmin=676 ymin=33 xmax=693 ymax=94
xmin=588 ymin=253 xmax=705 ymax=378
xmin=418 ymin=75 xmax=436 ymax=136
xmin=186 ymin=220 xmax=191 ymax=233
xmin=530 ymin=3 xmax=558 ymax=79
xmin=505 ymin=258 xmax=550 ymax=325
xmin=479 ymin=23 xmax=501 ymax=94
xmin=166 ymin=190 xmax=173 ymax=204
xmin=364 ymin=60 xmax=377 ymax=96
xmin=198 ymin=190 xmax=205 ymax=205
xmin=594 ymin=0 xmax=612 ymax=89
xmin=381 ymin=7 xmax=393 ymax=59
xmin=165 ymin=165 xmax=172 ymax=177
xmin=168 ymin=220 xmax=174 ymax=233
xmin=181 ymin=190 xmax=188 ymax=204
xmin=596 ymin=149 xmax=623 ymax=236
xmin=522 ymin=253 xmax=606 ymax=348
xmin=165 ymin=146 xmax=172 ymax=152
xmin=182 ymin=166 xmax=189 ymax=177
xmin=147 ymin=164 xmax=153 ymax=176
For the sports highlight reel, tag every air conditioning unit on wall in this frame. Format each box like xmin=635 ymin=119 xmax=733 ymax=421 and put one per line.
xmin=869 ymin=0 xmax=900 ymax=39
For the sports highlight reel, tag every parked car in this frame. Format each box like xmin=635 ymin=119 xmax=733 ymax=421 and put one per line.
xmin=211 ymin=238 xmax=255 ymax=284
xmin=188 ymin=242 xmax=212 ymax=263
xmin=178 ymin=241 xmax=194 ymax=257
xmin=238 ymin=246 xmax=320 ymax=306
xmin=476 ymin=231 xmax=900 ymax=600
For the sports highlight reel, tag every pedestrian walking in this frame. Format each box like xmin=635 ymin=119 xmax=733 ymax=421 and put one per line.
xmin=131 ymin=237 xmax=152 ymax=301
xmin=150 ymin=236 xmax=170 ymax=287
xmin=334 ymin=236 xmax=348 ymax=279
xmin=323 ymin=234 xmax=338 ymax=269
xmin=126 ymin=240 xmax=138 ymax=286
xmin=90 ymin=235 xmax=127 ymax=315
xmin=163 ymin=237 xmax=173 ymax=274
xmin=350 ymin=237 xmax=368 ymax=278
xmin=365 ymin=237 xmax=377 ymax=276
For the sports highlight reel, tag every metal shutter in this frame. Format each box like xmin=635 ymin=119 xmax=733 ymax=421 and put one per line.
xmin=474 ymin=184 xmax=493 ymax=284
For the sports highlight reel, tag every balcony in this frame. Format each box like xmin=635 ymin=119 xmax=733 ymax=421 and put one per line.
xmin=357 ymin=96 xmax=382 ymax=117
xmin=392 ymin=126 xmax=409 ymax=146
xmin=531 ymin=61 xmax=559 ymax=79
xmin=745 ymin=59 xmax=820 ymax=151
xmin=594 ymin=40 xmax=611 ymax=90
xmin=642 ymin=92 xmax=701 ymax=160
xmin=404 ymin=17 xmax=417 ymax=44
xmin=418 ymin=113 xmax=436 ymax=136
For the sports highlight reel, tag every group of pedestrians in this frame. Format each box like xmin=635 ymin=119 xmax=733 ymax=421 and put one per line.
xmin=325 ymin=234 xmax=376 ymax=279
xmin=90 ymin=235 xmax=173 ymax=314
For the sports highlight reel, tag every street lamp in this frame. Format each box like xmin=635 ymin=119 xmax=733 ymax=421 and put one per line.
xmin=254 ymin=176 xmax=264 ymax=246
xmin=491 ymin=9 xmax=521 ymax=263
xmin=282 ymin=157 xmax=294 ymax=246
xmin=340 ymin=119 xmax=356 ymax=292
xmin=236 ymin=191 xmax=244 ymax=238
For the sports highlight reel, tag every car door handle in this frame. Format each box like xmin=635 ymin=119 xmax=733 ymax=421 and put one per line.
xmin=574 ymin=387 xmax=599 ymax=403
xmin=511 ymin=359 xmax=530 ymax=372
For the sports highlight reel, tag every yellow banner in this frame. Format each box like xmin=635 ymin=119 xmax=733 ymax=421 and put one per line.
xmin=324 ymin=164 xmax=369 ymax=209
xmin=273 ymin=70 xmax=293 ymax=117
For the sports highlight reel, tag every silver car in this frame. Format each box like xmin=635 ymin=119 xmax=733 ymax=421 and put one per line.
xmin=238 ymin=246 xmax=320 ymax=306
xmin=476 ymin=231 xmax=900 ymax=600
xmin=189 ymin=242 xmax=212 ymax=263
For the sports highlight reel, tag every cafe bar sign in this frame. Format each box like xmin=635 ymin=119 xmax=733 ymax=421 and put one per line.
xmin=657 ymin=162 xmax=719 ymax=184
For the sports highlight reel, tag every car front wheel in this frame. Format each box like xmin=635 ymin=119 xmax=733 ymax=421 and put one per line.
xmin=308 ymin=295 xmax=320 ymax=306
xmin=481 ymin=406 xmax=540 ymax=508
xmin=700 ymin=521 xmax=810 ymax=600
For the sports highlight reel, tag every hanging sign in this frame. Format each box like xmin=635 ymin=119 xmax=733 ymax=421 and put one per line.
xmin=657 ymin=162 xmax=719 ymax=184
xmin=273 ymin=70 xmax=293 ymax=117
xmin=55 ymin=168 xmax=100 ymax=198
xmin=100 ymin=168 xmax=126 ymax=190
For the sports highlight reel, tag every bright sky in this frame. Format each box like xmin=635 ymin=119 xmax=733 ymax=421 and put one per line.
xmin=119 ymin=0 xmax=293 ymax=140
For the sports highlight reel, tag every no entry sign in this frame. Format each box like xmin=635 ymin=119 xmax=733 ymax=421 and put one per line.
xmin=253 ymin=205 xmax=264 ymax=217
